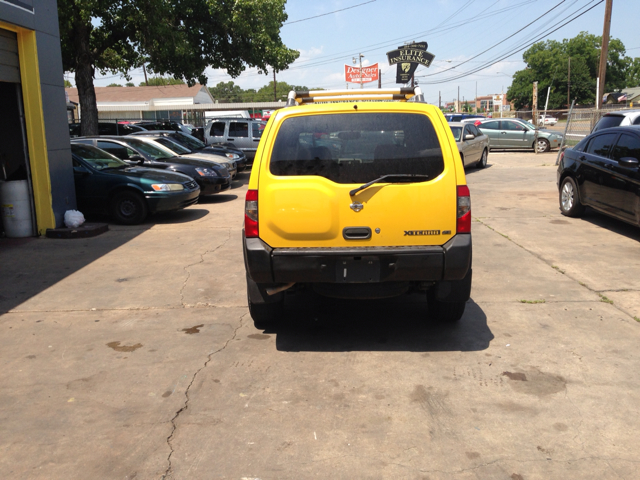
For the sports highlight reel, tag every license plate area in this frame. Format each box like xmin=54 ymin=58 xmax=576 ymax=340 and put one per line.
xmin=336 ymin=256 xmax=380 ymax=283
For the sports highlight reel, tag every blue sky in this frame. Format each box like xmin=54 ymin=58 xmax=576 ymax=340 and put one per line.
xmin=90 ymin=0 xmax=639 ymax=105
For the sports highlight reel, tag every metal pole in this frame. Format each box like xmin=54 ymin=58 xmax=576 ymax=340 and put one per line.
xmin=556 ymin=99 xmax=575 ymax=165
xmin=567 ymin=57 xmax=571 ymax=108
xmin=542 ymin=86 xmax=551 ymax=126
xmin=273 ymin=70 xmax=277 ymax=101
xmin=359 ymin=54 xmax=363 ymax=89
xmin=457 ymin=86 xmax=460 ymax=113
xmin=532 ymin=81 xmax=539 ymax=154
xmin=378 ymin=69 xmax=381 ymax=89
xmin=597 ymin=0 xmax=613 ymax=109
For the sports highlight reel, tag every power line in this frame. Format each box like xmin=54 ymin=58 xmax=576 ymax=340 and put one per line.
xmin=418 ymin=0 xmax=604 ymax=85
xmin=283 ymin=0 xmax=376 ymax=26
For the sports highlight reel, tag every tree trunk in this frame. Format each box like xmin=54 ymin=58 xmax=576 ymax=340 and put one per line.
xmin=73 ymin=22 xmax=99 ymax=136
xmin=76 ymin=62 xmax=98 ymax=136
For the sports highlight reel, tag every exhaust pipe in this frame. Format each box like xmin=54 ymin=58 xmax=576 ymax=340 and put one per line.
xmin=266 ymin=282 xmax=295 ymax=296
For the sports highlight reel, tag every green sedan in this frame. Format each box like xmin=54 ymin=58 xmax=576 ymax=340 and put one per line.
xmin=476 ymin=118 xmax=563 ymax=153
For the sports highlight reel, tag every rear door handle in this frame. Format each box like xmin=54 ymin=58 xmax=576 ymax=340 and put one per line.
xmin=343 ymin=227 xmax=371 ymax=240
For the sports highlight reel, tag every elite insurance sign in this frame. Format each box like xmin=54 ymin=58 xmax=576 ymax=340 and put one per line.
xmin=344 ymin=63 xmax=379 ymax=85
xmin=386 ymin=42 xmax=435 ymax=84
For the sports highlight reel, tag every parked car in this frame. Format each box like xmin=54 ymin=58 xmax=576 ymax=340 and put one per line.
xmin=448 ymin=122 xmax=489 ymax=168
xmin=204 ymin=118 xmax=266 ymax=161
xmin=444 ymin=113 xmax=485 ymax=123
xmin=131 ymin=130 xmax=247 ymax=172
xmin=557 ymin=125 xmax=640 ymax=227
xmin=591 ymin=109 xmax=640 ymax=133
xmin=71 ymin=143 xmax=200 ymax=225
xmin=244 ymin=87 xmax=472 ymax=326
xmin=538 ymin=115 xmax=558 ymax=126
xmin=71 ymin=136 xmax=232 ymax=196
xmin=69 ymin=122 xmax=147 ymax=137
xmin=129 ymin=134 xmax=238 ymax=178
xmin=476 ymin=118 xmax=562 ymax=153
xmin=134 ymin=121 xmax=194 ymax=135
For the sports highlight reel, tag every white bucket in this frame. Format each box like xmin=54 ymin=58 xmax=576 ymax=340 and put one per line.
xmin=0 ymin=180 xmax=35 ymax=238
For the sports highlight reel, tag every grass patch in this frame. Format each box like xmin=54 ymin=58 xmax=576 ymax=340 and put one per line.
xmin=552 ymin=265 xmax=565 ymax=274
xmin=519 ymin=299 xmax=546 ymax=304
xmin=599 ymin=294 xmax=613 ymax=304
xmin=579 ymin=281 xmax=586 ymax=287
xmin=634 ymin=317 xmax=640 ymax=323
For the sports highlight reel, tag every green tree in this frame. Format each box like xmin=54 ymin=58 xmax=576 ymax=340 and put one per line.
xmin=64 ymin=79 xmax=73 ymax=88
xmin=209 ymin=81 xmax=245 ymax=102
xmin=125 ymin=82 xmax=136 ymax=87
xmin=58 ymin=0 xmax=299 ymax=136
xmin=507 ymin=32 xmax=632 ymax=109
xmin=626 ymin=58 xmax=640 ymax=87
xmin=106 ymin=83 xmax=123 ymax=87
xmin=140 ymin=76 xmax=185 ymax=86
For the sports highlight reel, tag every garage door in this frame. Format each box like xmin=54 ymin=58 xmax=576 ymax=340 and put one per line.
xmin=0 ymin=29 xmax=20 ymax=83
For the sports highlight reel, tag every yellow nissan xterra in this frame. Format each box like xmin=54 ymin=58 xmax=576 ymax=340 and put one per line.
xmin=243 ymin=87 xmax=472 ymax=326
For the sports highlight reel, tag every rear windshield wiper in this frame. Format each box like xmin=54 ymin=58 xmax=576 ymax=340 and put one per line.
xmin=349 ymin=174 xmax=429 ymax=196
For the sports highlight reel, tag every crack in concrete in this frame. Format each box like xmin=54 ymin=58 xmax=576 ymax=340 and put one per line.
xmin=161 ymin=312 xmax=248 ymax=480
xmin=179 ymin=229 xmax=232 ymax=308
xmin=474 ymin=217 xmax=639 ymax=321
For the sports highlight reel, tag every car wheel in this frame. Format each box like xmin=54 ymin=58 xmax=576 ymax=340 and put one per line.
xmin=427 ymin=289 xmax=466 ymax=322
xmin=535 ymin=138 xmax=550 ymax=153
xmin=559 ymin=176 xmax=585 ymax=217
xmin=477 ymin=149 xmax=488 ymax=168
xmin=110 ymin=191 xmax=148 ymax=225
xmin=248 ymin=296 xmax=283 ymax=328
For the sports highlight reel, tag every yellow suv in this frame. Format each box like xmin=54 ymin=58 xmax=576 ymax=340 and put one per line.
xmin=243 ymin=87 xmax=472 ymax=326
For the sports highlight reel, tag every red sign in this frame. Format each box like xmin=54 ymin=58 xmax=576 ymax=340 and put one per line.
xmin=345 ymin=63 xmax=379 ymax=84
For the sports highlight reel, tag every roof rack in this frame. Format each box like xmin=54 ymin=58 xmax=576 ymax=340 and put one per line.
xmin=286 ymin=87 xmax=425 ymax=106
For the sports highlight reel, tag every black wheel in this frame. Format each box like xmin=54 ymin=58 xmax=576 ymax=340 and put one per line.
xmin=559 ymin=176 xmax=585 ymax=217
xmin=477 ymin=149 xmax=488 ymax=168
xmin=246 ymin=274 xmax=284 ymax=328
xmin=110 ymin=191 xmax=148 ymax=225
xmin=248 ymin=296 xmax=283 ymax=328
xmin=535 ymin=138 xmax=550 ymax=153
xmin=428 ymin=290 xmax=466 ymax=322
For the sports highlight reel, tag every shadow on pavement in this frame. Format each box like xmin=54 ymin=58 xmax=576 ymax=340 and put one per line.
xmin=269 ymin=290 xmax=492 ymax=352
xmin=580 ymin=208 xmax=640 ymax=242
xmin=0 ymin=205 xmax=210 ymax=313
xmin=197 ymin=194 xmax=238 ymax=204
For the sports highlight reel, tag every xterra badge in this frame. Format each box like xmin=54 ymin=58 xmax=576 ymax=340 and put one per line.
xmin=404 ymin=230 xmax=440 ymax=236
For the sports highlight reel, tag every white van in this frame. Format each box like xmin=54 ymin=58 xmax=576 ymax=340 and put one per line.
xmin=204 ymin=118 xmax=266 ymax=161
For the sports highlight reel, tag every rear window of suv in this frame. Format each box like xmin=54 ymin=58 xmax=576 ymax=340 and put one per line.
xmin=269 ymin=113 xmax=444 ymax=184
xmin=593 ymin=115 xmax=624 ymax=132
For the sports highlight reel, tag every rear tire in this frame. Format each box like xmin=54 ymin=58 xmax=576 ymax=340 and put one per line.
xmin=428 ymin=290 xmax=466 ymax=322
xmin=559 ymin=176 xmax=585 ymax=217
xmin=248 ymin=298 xmax=283 ymax=329
xmin=477 ymin=149 xmax=488 ymax=168
xmin=110 ymin=191 xmax=148 ymax=225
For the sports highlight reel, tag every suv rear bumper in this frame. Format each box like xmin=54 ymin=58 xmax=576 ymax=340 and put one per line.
xmin=243 ymin=233 xmax=472 ymax=284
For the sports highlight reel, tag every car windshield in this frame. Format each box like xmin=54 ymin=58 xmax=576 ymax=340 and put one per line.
xmin=521 ymin=120 xmax=537 ymax=130
xmin=174 ymin=132 xmax=206 ymax=149
xmin=270 ymin=113 xmax=444 ymax=184
xmin=449 ymin=126 xmax=463 ymax=142
xmin=593 ymin=115 xmax=624 ymax=132
xmin=71 ymin=144 xmax=128 ymax=170
xmin=153 ymin=137 xmax=192 ymax=154
xmin=121 ymin=138 xmax=174 ymax=160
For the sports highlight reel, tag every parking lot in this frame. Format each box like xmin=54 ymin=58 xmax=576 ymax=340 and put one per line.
xmin=1 ymin=151 xmax=639 ymax=479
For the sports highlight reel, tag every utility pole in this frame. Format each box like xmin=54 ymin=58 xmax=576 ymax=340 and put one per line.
xmin=378 ymin=68 xmax=381 ymax=89
xmin=143 ymin=64 xmax=149 ymax=86
xmin=533 ymin=81 xmax=539 ymax=154
xmin=352 ymin=53 xmax=364 ymax=89
xmin=273 ymin=70 xmax=277 ymax=101
xmin=567 ymin=57 xmax=571 ymax=108
xmin=457 ymin=86 xmax=460 ymax=113
xmin=597 ymin=0 xmax=613 ymax=109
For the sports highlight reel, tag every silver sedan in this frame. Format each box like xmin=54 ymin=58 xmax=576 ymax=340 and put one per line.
xmin=449 ymin=122 xmax=489 ymax=168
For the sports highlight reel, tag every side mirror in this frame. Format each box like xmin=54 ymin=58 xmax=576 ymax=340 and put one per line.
xmin=618 ymin=157 xmax=639 ymax=168
xmin=73 ymin=165 xmax=90 ymax=176
xmin=464 ymin=134 xmax=475 ymax=141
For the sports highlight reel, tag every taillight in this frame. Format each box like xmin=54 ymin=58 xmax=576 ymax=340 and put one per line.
xmin=245 ymin=189 xmax=259 ymax=238
xmin=457 ymin=185 xmax=471 ymax=233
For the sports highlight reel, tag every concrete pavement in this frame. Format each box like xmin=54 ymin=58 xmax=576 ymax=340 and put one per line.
xmin=1 ymin=152 xmax=639 ymax=479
